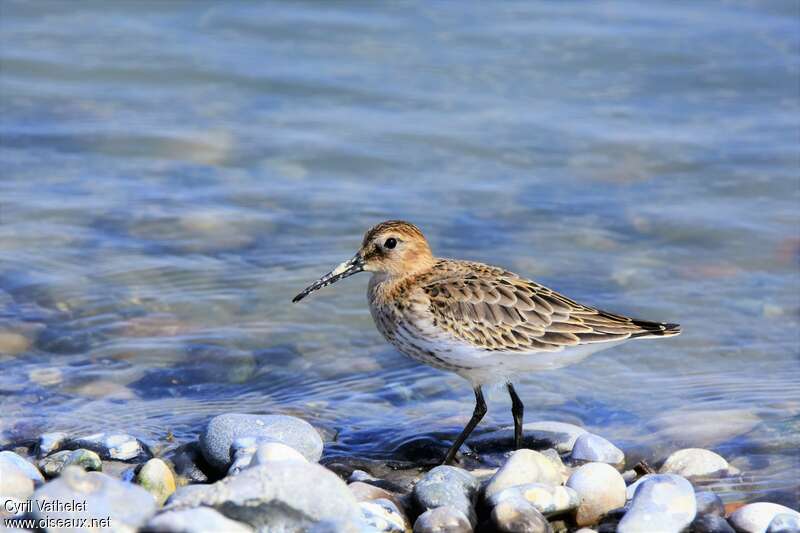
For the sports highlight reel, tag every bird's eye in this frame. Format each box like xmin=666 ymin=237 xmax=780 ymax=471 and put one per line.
xmin=384 ymin=238 xmax=397 ymax=249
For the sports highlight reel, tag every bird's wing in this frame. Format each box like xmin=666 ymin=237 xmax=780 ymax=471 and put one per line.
xmin=419 ymin=270 xmax=679 ymax=353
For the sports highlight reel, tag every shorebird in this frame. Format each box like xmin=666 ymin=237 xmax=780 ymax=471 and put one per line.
xmin=293 ymin=220 xmax=680 ymax=464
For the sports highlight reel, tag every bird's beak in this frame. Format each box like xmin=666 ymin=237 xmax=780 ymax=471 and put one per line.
xmin=292 ymin=253 xmax=365 ymax=303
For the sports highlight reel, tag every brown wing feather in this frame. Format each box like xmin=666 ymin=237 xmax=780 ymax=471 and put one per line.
xmin=420 ymin=261 xmax=680 ymax=353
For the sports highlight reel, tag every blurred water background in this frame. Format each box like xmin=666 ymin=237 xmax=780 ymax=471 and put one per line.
xmin=1 ymin=0 xmax=798 ymax=506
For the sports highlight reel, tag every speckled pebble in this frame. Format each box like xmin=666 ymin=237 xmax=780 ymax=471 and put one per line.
xmin=485 ymin=449 xmax=562 ymax=501
xmin=491 ymin=496 xmax=552 ymax=533
xmin=618 ymin=474 xmax=696 ymax=533
xmin=565 ymin=462 xmax=626 ymax=527
xmin=659 ymin=448 xmax=731 ymax=478
xmin=729 ymin=503 xmax=800 ymax=533
xmin=413 ymin=506 xmax=472 ymax=533
xmin=570 ymin=433 xmax=624 ymax=467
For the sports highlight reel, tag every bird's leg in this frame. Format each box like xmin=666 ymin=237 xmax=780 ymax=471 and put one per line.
xmin=443 ymin=386 xmax=486 ymax=465
xmin=507 ymin=383 xmax=524 ymax=450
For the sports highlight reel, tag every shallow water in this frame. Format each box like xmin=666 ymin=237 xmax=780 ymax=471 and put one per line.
xmin=1 ymin=0 xmax=798 ymax=506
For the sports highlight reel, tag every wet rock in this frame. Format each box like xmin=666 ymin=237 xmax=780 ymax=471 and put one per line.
xmin=695 ymin=491 xmax=726 ymax=517
xmin=768 ymin=513 xmax=800 ymax=533
xmin=71 ymin=432 xmax=146 ymax=461
xmin=491 ymin=496 xmax=552 ymax=533
xmin=38 ymin=431 xmax=68 ymax=457
xmin=413 ymin=506 xmax=472 ymax=533
xmin=0 ymin=450 xmax=44 ymax=486
xmin=40 ymin=449 xmax=102 ymax=477
xmin=472 ymin=421 xmax=587 ymax=454
xmin=693 ymin=514 xmax=736 ymax=533
xmin=729 ymin=503 xmax=800 ymax=533
xmin=565 ymin=462 xmax=626 ymax=527
xmin=28 ymin=366 xmax=63 ymax=386
xmin=32 ymin=465 xmax=157 ymax=531
xmin=164 ymin=462 xmax=361 ymax=532
xmin=540 ymin=448 xmax=572 ymax=483
xmin=167 ymin=441 xmax=210 ymax=483
xmin=146 ymin=507 xmax=254 ymax=533
xmin=414 ymin=465 xmax=479 ymax=525
xmin=570 ymin=433 xmax=624 ymax=467
xmin=348 ymin=469 xmax=377 ymax=483
xmin=659 ymin=448 xmax=731 ymax=478
xmin=200 ymin=413 xmax=323 ymax=471
xmin=487 ymin=483 xmax=579 ymax=517
xmin=484 ymin=450 xmax=562 ymax=501
xmin=618 ymin=474 xmax=696 ymax=533
xmin=0 ymin=458 xmax=34 ymax=500
xmin=360 ymin=498 xmax=410 ymax=533
xmin=137 ymin=458 xmax=176 ymax=505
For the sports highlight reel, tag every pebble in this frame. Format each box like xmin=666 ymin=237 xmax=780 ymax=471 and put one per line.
xmin=413 ymin=465 xmax=480 ymax=525
xmin=200 ymin=413 xmax=323 ymax=471
xmin=147 ymin=507 xmax=254 ymax=533
xmin=38 ymin=431 xmax=68 ymax=457
xmin=165 ymin=462 xmax=361 ymax=531
xmin=570 ymin=433 xmax=624 ymax=467
xmin=491 ymin=496 xmax=553 ymax=533
xmin=565 ymin=462 xmax=626 ymax=527
xmin=0 ymin=459 xmax=34 ymax=501
xmin=618 ymin=474 xmax=696 ymax=533
xmin=253 ymin=441 xmax=309 ymax=465
xmin=167 ymin=442 xmax=209 ymax=484
xmin=413 ymin=506 xmax=472 ymax=533
xmin=729 ymin=503 xmax=800 ymax=533
xmin=659 ymin=448 xmax=731 ymax=477
xmin=40 ymin=449 xmax=102 ymax=477
xmin=28 ymin=366 xmax=63 ymax=386
xmin=540 ymin=448 xmax=572 ymax=483
xmin=360 ymin=498 xmax=410 ymax=533
xmin=768 ymin=513 xmax=800 ymax=533
xmin=692 ymin=514 xmax=736 ymax=533
xmin=484 ymin=450 xmax=562 ymax=501
xmin=0 ymin=450 xmax=45 ymax=486
xmin=32 ymin=465 xmax=157 ymax=531
xmin=349 ymin=481 xmax=405 ymax=511
xmin=695 ymin=491 xmax=726 ymax=517
xmin=0 ymin=331 xmax=31 ymax=355
xmin=471 ymin=421 xmax=587 ymax=454
xmin=71 ymin=432 xmax=146 ymax=461
xmin=488 ymin=483 xmax=580 ymax=516
xmin=137 ymin=458 xmax=176 ymax=505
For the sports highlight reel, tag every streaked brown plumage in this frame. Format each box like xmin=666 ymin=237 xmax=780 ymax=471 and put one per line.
xmin=293 ymin=220 xmax=680 ymax=464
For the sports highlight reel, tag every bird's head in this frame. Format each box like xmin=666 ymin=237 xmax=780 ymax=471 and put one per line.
xmin=292 ymin=220 xmax=434 ymax=302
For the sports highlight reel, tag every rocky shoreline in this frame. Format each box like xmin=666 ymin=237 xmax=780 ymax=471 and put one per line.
xmin=0 ymin=414 xmax=797 ymax=533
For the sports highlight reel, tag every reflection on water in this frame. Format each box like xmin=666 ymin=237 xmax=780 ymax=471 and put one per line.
xmin=1 ymin=0 xmax=798 ymax=506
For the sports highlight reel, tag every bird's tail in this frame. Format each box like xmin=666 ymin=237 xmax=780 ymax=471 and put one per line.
xmin=630 ymin=320 xmax=681 ymax=339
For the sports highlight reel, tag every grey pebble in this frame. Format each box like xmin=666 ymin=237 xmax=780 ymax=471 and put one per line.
xmin=413 ymin=465 xmax=479 ymax=525
xmin=768 ymin=513 xmax=800 ymax=533
xmin=37 ymin=431 xmax=68 ymax=457
xmin=359 ymin=498 xmax=409 ymax=533
xmin=146 ymin=507 xmax=254 ymax=533
xmin=200 ymin=413 xmax=323 ymax=471
xmin=695 ymin=491 xmax=726 ymax=517
xmin=70 ymin=432 xmax=146 ymax=461
xmin=164 ymin=462 xmax=361 ymax=532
